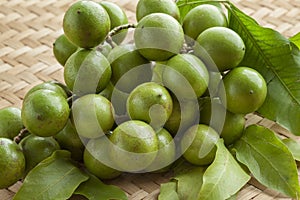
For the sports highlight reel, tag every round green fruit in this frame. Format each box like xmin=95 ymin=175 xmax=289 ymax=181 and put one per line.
xmin=64 ymin=48 xmax=111 ymax=95
xmin=84 ymin=136 xmax=122 ymax=180
xmin=54 ymin=120 xmax=85 ymax=161
xmin=24 ymin=81 xmax=68 ymax=100
xmin=0 ymin=107 xmax=23 ymax=139
xmin=109 ymin=120 xmax=158 ymax=172
xmin=127 ymin=82 xmax=173 ymax=130
xmin=100 ymin=1 xmax=128 ymax=44
xmin=200 ymin=99 xmax=245 ymax=146
xmin=20 ymin=134 xmax=60 ymax=175
xmin=181 ymin=124 xmax=219 ymax=166
xmin=107 ymin=44 xmax=152 ymax=93
xmin=0 ymin=138 xmax=25 ymax=189
xmin=53 ymin=34 xmax=78 ymax=66
xmin=194 ymin=27 xmax=245 ymax=72
xmin=183 ymin=4 xmax=227 ymax=42
xmin=219 ymin=67 xmax=267 ymax=114
xmin=145 ymin=128 xmax=176 ymax=172
xmin=162 ymin=53 xmax=209 ymax=99
xmin=134 ymin=13 xmax=184 ymax=61
xmin=136 ymin=0 xmax=180 ymax=21
xmin=63 ymin=0 xmax=110 ymax=48
xmin=22 ymin=89 xmax=70 ymax=137
xmin=72 ymin=94 xmax=114 ymax=139
xmin=164 ymin=96 xmax=199 ymax=136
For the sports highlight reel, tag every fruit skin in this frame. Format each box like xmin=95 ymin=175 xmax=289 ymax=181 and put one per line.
xmin=84 ymin=136 xmax=121 ymax=180
xmin=194 ymin=27 xmax=245 ymax=72
xmin=134 ymin=13 xmax=184 ymax=61
xmin=100 ymin=1 xmax=128 ymax=44
xmin=64 ymin=48 xmax=111 ymax=95
xmin=53 ymin=34 xmax=78 ymax=66
xmin=109 ymin=120 xmax=158 ymax=172
xmin=24 ymin=81 xmax=68 ymax=100
xmin=200 ymin=99 xmax=245 ymax=146
xmin=183 ymin=4 xmax=227 ymax=42
xmin=162 ymin=53 xmax=209 ymax=99
xmin=20 ymin=134 xmax=60 ymax=175
xmin=63 ymin=0 xmax=110 ymax=48
xmin=127 ymin=82 xmax=173 ymax=130
xmin=0 ymin=138 xmax=25 ymax=189
xmin=71 ymin=94 xmax=115 ymax=139
xmin=136 ymin=0 xmax=180 ymax=21
xmin=0 ymin=107 xmax=23 ymax=139
xmin=181 ymin=124 xmax=219 ymax=166
xmin=21 ymin=89 xmax=70 ymax=137
xmin=164 ymin=96 xmax=199 ymax=136
xmin=145 ymin=128 xmax=176 ymax=172
xmin=219 ymin=67 xmax=267 ymax=114
xmin=107 ymin=44 xmax=152 ymax=93
xmin=54 ymin=120 xmax=85 ymax=161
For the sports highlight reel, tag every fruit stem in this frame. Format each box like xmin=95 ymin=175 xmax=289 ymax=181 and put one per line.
xmin=14 ymin=128 xmax=29 ymax=144
xmin=106 ymin=23 xmax=137 ymax=48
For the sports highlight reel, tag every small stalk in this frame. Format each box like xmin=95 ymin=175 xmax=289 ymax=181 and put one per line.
xmin=14 ymin=128 xmax=29 ymax=144
xmin=105 ymin=23 xmax=137 ymax=48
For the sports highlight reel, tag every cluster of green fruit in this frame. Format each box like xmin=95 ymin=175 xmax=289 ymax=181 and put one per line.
xmin=0 ymin=0 xmax=268 ymax=192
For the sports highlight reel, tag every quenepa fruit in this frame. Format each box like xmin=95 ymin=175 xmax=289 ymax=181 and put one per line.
xmin=0 ymin=107 xmax=23 ymax=139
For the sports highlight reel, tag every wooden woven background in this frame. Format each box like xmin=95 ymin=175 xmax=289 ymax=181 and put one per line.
xmin=0 ymin=0 xmax=300 ymax=199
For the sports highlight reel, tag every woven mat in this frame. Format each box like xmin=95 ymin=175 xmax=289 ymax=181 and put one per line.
xmin=0 ymin=0 xmax=300 ymax=199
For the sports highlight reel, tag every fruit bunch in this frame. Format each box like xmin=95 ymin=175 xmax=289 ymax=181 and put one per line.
xmin=1 ymin=0 xmax=300 ymax=199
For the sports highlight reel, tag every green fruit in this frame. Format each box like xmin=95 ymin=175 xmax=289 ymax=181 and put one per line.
xmin=99 ymin=81 xmax=114 ymax=100
xmin=22 ymin=89 xmax=70 ymax=137
xmin=134 ymin=13 xmax=184 ymax=61
xmin=72 ymin=94 xmax=114 ymax=139
xmin=164 ymin=96 xmax=199 ymax=136
xmin=181 ymin=124 xmax=219 ymax=166
xmin=200 ymin=99 xmax=245 ymax=146
xmin=127 ymin=82 xmax=173 ymax=130
xmin=20 ymin=134 xmax=60 ymax=175
xmin=203 ymin=71 xmax=222 ymax=97
xmin=111 ymin=87 xmax=129 ymax=116
xmin=100 ymin=1 xmax=128 ymax=44
xmin=53 ymin=34 xmax=78 ymax=66
xmin=107 ymin=44 xmax=152 ymax=93
xmin=0 ymin=138 xmax=25 ymax=189
xmin=151 ymin=62 xmax=166 ymax=84
xmin=146 ymin=128 xmax=176 ymax=172
xmin=219 ymin=67 xmax=267 ymax=114
xmin=136 ymin=0 xmax=180 ymax=21
xmin=63 ymin=0 xmax=110 ymax=48
xmin=97 ymin=41 xmax=113 ymax=57
xmin=162 ymin=54 xmax=209 ymax=99
xmin=64 ymin=48 xmax=111 ymax=95
xmin=24 ymin=81 xmax=68 ymax=100
xmin=183 ymin=4 xmax=227 ymax=42
xmin=0 ymin=107 xmax=23 ymax=139
xmin=54 ymin=120 xmax=85 ymax=161
xmin=194 ymin=27 xmax=245 ymax=72
xmin=84 ymin=136 xmax=121 ymax=179
xmin=109 ymin=120 xmax=158 ymax=172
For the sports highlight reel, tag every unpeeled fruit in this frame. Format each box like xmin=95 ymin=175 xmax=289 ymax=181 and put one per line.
xmin=63 ymin=0 xmax=110 ymax=48
xmin=0 ymin=107 xmax=23 ymax=139
xmin=0 ymin=138 xmax=25 ymax=189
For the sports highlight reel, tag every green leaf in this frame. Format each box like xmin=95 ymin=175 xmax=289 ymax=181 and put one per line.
xmin=282 ymin=138 xmax=300 ymax=161
xmin=173 ymin=165 xmax=205 ymax=200
xmin=13 ymin=150 xmax=89 ymax=200
xmin=228 ymin=4 xmax=300 ymax=136
xmin=176 ymin=0 xmax=222 ymax=23
xmin=74 ymin=173 xmax=127 ymax=200
xmin=234 ymin=125 xmax=300 ymax=198
xmin=198 ymin=139 xmax=250 ymax=200
xmin=290 ymin=32 xmax=300 ymax=48
xmin=158 ymin=182 xmax=179 ymax=200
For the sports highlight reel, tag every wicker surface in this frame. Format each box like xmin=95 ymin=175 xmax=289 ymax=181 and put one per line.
xmin=0 ymin=0 xmax=299 ymax=199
